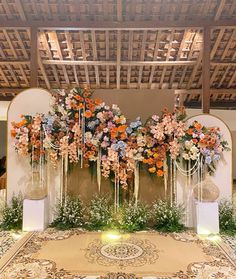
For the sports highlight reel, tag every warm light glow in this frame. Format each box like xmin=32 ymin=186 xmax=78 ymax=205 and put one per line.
xmin=102 ymin=231 xmax=122 ymax=241
xmin=101 ymin=231 xmax=130 ymax=243
xmin=11 ymin=231 xmax=23 ymax=240
xmin=197 ymin=227 xmax=211 ymax=235
xmin=207 ymin=234 xmax=221 ymax=242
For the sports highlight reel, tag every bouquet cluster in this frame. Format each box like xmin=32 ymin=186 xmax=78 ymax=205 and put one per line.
xmin=181 ymin=121 xmax=229 ymax=172
xmin=11 ymin=86 xmax=229 ymax=188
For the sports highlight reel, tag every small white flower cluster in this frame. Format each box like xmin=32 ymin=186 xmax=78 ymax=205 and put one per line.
xmin=121 ymin=202 xmax=149 ymax=232
xmin=52 ymin=197 xmax=84 ymax=229
xmin=1 ymin=196 xmax=23 ymax=230
xmin=87 ymin=196 xmax=113 ymax=229
xmin=153 ymin=200 xmax=184 ymax=232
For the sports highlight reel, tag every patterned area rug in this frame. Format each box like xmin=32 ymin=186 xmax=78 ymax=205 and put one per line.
xmin=0 ymin=229 xmax=235 ymax=278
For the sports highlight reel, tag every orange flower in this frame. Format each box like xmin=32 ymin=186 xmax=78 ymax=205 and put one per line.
xmin=194 ymin=122 xmax=202 ymax=130
xmin=84 ymin=110 xmax=93 ymax=118
xmin=74 ymin=95 xmax=83 ymax=101
xmin=157 ymin=169 xmax=164 ymax=177
xmin=156 ymin=160 xmax=163 ymax=168
xmin=187 ymin=128 xmax=193 ymax=135
xmin=78 ymin=103 xmax=84 ymax=109
xmin=120 ymin=133 xmax=127 ymax=140
xmin=192 ymin=139 xmax=198 ymax=144
xmin=148 ymin=167 xmax=156 ymax=173
xmin=11 ymin=130 xmax=16 ymax=137
xmin=94 ymin=98 xmax=102 ymax=105
xmin=118 ymin=125 xmax=127 ymax=133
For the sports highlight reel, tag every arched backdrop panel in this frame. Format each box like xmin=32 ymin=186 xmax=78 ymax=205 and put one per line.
xmin=176 ymin=114 xmax=233 ymax=227
xmin=7 ymin=89 xmax=59 ymax=214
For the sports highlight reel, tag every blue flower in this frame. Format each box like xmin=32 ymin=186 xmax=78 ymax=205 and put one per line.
xmin=205 ymin=156 xmax=212 ymax=164
xmin=213 ymin=154 xmax=221 ymax=161
xmin=126 ymin=127 xmax=133 ymax=134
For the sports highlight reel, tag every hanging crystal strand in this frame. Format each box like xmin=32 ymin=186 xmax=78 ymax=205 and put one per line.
xmin=31 ymin=144 xmax=34 ymax=190
xmin=80 ymin=106 xmax=84 ymax=168
xmin=117 ymin=160 xmax=120 ymax=209
xmin=46 ymin=150 xmax=50 ymax=202
xmin=78 ymin=108 xmax=81 ymax=164
xmin=200 ymin=156 xmax=203 ymax=202
xmin=64 ymin=153 xmax=68 ymax=203
xmin=134 ymin=161 xmax=139 ymax=206
xmin=197 ymin=155 xmax=200 ymax=202
xmin=170 ymin=157 xmax=173 ymax=206
xmin=60 ymin=158 xmax=64 ymax=203
xmin=114 ymin=170 xmax=117 ymax=212
xmin=97 ymin=147 xmax=101 ymax=193
xmin=164 ymin=158 xmax=168 ymax=199
xmin=173 ymin=159 xmax=177 ymax=203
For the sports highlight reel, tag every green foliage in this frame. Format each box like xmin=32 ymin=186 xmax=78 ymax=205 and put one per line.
xmin=50 ymin=196 xmax=84 ymax=230
xmin=0 ymin=196 xmax=23 ymax=230
xmin=119 ymin=201 xmax=150 ymax=232
xmin=152 ymin=200 xmax=185 ymax=232
xmin=219 ymin=200 xmax=236 ymax=236
xmin=86 ymin=195 xmax=113 ymax=230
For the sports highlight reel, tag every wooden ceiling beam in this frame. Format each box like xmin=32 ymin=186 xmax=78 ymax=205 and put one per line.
xmin=0 ymin=19 xmax=236 ymax=29
xmin=42 ymin=60 xmax=197 ymax=66
xmin=15 ymin=0 xmax=27 ymax=21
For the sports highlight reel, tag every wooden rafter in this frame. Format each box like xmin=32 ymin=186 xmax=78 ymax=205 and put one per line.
xmin=51 ymin=31 xmax=69 ymax=84
xmin=39 ymin=31 xmax=60 ymax=86
xmin=138 ymin=30 xmax=147 ymax=88
xmin=79 ymin=30 xmax=90 ymax=85
xmin=214 ymin=0 xmax=226 ymax=21
xmin=30 ymin=26 xmax=38 ymax=87
xmin=65 ymin=31 xmax=79 ymax=85
xmin=127 ymin=30 xmax=133 ymax=88
xmin=91 ymin=30 xmax=100 ymax=87
xmin=116 ymin=30 xmax=121 ymax=89
xmin=105 ymin=30 xmax=110 ymax=88
xmin=202 ymin=26 xmax=211 ymax=113
xmin=149 ymin=30 xmax=161 ymax=87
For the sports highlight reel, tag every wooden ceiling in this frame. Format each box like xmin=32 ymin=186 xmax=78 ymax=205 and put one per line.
xmin=0 ymin=0 xmax=236 ymax=109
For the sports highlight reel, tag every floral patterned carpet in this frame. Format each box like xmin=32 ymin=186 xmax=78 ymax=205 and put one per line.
xmin=0 ymin=229 xmax=235 ymax=278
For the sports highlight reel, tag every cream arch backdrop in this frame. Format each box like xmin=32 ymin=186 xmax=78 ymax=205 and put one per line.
xmin=176 ymin=114 xmax=233 ymax=227
xmin=7 ymin=88 xmax=61 ymax=221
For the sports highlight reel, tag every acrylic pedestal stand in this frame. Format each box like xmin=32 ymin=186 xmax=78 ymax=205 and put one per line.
xmin=194 ymin=201 xmax=219 ymax=235
xmin=23 ymin=197 xmax=49 ymax=231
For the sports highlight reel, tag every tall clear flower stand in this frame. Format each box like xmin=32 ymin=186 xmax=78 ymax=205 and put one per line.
xmin=194 ymin=201 xmax=219 ymax=235
xmin=23 ymin=197 xmax=49 ymax=231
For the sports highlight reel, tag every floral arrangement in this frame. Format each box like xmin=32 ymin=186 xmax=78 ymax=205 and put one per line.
xmin=0 ymin=196 xmax=23 ymax=230
xmin=219 ymin=200 xmax=236 ymax=235
xmin=86 ymin=195 xmax=113 ymax=230
xmin=143 ymin=108 xmax=186 ymax=176
xmin=119 ymin=201 xmax=150 ymax=232
xmin=11 ymin=114 xmax=44 ymax=164
xmin=11 ymin=86 xmax=229 ymax=197
xmin=152 ymin=200 xmax=185 ymax=232
xmin=50 ymin=196 xmax=84 ymax=229
xmin=181 ymin=121 xmax=229 ymax=173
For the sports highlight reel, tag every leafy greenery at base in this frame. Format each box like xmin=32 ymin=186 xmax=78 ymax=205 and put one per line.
xmin=219 ymin=200 xmax=236 ymax=236
xmin=86 ymin=195 xmax=113 ymax=230
xmin=119 ymin=201 xmax=150 ymax=232
xmin=0 ymin=196 xmax=23 ymax=230
xmin=50 ymin=196 xmax=84 ymax=230
xmin=152 ymin=200 xmax=185 ymax=232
